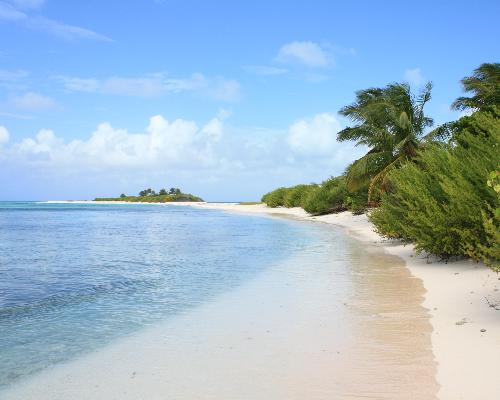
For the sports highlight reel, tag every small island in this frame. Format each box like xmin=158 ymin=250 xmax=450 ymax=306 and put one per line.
xmin=94 ymin=187 xmax=203 ymax=203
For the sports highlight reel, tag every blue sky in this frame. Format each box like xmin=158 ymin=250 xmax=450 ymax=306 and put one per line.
xmin=0 ymin=0 xmax=499 ymax=201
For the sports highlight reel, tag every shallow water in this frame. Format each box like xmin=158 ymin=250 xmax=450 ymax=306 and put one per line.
xmin=0 ymin=203 xmax=438 ymax=399
xmin=0 ymin=202 xmax=313 ymax=388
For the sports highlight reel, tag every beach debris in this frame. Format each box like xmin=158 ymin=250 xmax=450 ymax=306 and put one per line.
xmin=485 ymin=297 xmax=500 ymax=310
xmin=455 ymin=318 xmax=468 ymax=326
xmin=480 ymin=329 xmax=486 ymax=333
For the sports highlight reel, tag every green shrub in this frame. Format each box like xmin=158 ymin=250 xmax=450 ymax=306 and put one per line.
xmin=343 ymin=187 xmax=368 ymax=215
xmin=303 ymin=177 xmax=347 ymax=215
xmin=261 ymin=187 xmax=288 ymax=207
xmin=283 ymin=184 xmax=317 ymax=208
xmin=370 ymin=124 xmax=499 ymax=268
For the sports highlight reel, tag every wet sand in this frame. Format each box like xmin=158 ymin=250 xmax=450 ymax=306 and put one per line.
xmin=2 ymin=218 xmax=438 ymax=400
xmin=189 ymin=203 xmax=500 ymax=400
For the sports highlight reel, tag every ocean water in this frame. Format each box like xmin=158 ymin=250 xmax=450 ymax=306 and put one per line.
xmin=0 ymin=202 xmax=314 ymax=389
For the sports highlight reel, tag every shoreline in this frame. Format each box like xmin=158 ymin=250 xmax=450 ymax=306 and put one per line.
xmin=37 ymin=200 xmax=500 ymax=398
xmin=2 ymin=207 xmax=439 ymax=399
xmin=188 ymin=202 xmax=500 ymax=399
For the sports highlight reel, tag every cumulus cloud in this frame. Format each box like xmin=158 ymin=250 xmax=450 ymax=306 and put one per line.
xmin=0 ymin=112 xmax=366 ymax=200
xmin=287 ymin=113 xmax=342 ymax=155
xmin=8 ymin=91 xmax=58 ymax=112
xmin=57 ymin=73 xmax=241 ymax=101
xmin=276 ymin=41 xmax=330 ymax=67
xmin=4 ymin=111 xmax=359 ymax=171
xmin=0 ymin=1 xmax=112 ymax=41
xmin=404 ymin=68 xmax=425 ymax=86
xmin=8 ymin=114 xmax=228 ymax=170
xmin=201 ymin=116 xmax=225 ymax=142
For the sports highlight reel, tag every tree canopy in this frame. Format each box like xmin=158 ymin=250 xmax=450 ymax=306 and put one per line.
xmin=451 ymin=63 xmax=500 ymax=111
xmin=337 ymin=82 xmax=433 ymax=202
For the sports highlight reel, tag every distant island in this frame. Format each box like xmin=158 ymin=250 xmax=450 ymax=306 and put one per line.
xmin=94 ymin=187 xmax=203 ymax=203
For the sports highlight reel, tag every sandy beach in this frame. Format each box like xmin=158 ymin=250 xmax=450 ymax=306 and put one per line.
xmin=3 ymin=203 xmax=440 ymax=399
xmin=186 ymin=202 xmax=500 ymax=400
xmin=8 ymin=200 xmax=499 ymax=399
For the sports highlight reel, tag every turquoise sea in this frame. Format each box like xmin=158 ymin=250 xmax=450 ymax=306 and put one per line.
xmin=0 ymin=202 xmax=317 ymax=390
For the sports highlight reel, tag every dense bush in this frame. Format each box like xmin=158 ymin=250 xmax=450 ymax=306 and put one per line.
xmin=261 ymin=187 xmax=288 ymax=207
xmin=370 ymin=119 xmax=499 ymax=269
xmin=283 ymin=184 xmax=317 ymax=208
xmin=262 ymin=178 xmax=359 ymax=214
xmin=343 ymin=187 xmax=369 ymax=215
xmin=303 ymin=177 xmax=347 ymax=215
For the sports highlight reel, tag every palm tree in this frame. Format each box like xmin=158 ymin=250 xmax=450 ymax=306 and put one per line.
xmin=452 ymin=63 xmax=500 ymax=111
xmin=338 ymin=82 xmax=433 ymax=203
xmin=425 ymin=63 xmax=500 ymax=143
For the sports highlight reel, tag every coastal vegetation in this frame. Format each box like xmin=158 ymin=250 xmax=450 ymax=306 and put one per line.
xmin=95 ymin=187 xmax=203 ymax=203
xmin=338 ymin=81 xmax=433 ymax=204
xmin=262 ymin=63 xmax=499 ymax=269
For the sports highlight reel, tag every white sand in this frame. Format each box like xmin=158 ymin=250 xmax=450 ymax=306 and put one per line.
xmin=188 ymin=203 xmax=500 ymax=400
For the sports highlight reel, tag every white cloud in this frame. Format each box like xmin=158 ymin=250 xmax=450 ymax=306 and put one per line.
xmin=0 ymin=113 xmax=366 ymax=200
xmin=8 ymin=115 xmax=227 ymax=170
xmin=0 ymin=1 xmax=112 ymax=41
xmin=242 ymin=65 xmax=288 ymax=76
xmin=0 ymin=126 xmax=9 ymax=145
xmin=404 ymin=68 xmax=425 ymax=86
xmin=1 ymin=112 xmax=356 ymax=171
xmin=276 ymin=41 xmax=330 ymax=67
xmin=58 ymin=73 xmax=241 ymax=102
xmin=200 ymin=110 xmax=230 ymax=142
xmin=9 ymin=92 xmax=58 ymax=112
xmin=287 ymin=113 xmax=342 ymax=155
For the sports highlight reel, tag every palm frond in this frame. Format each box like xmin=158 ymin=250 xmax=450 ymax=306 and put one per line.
xmin=451 ymin=63 xmax=500 ymax=111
